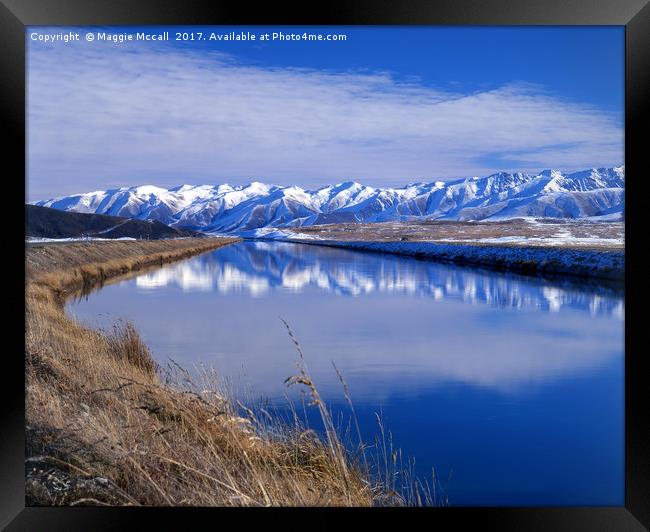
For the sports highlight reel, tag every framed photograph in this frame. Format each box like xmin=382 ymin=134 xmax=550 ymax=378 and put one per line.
xmin=4 ymin=0 xmax=648 ymax=529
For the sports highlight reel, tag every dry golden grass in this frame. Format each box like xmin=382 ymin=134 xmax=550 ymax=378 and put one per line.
xmin=25 ymin=238 xmax=389 ymax=507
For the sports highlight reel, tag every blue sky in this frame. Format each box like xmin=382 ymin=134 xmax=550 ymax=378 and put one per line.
xmin=27 ymin=26 xmax=624 ymax=200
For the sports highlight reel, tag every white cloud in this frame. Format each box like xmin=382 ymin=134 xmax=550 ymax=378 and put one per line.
xmin=27 ymin=40 xmax=624 ymax=200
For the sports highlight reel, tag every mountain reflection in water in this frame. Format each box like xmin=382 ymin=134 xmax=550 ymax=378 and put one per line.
xmin=68 ymin=241 xmax=624 ymax=505
xmin=134 ymin=241 xmax=624 ymax=318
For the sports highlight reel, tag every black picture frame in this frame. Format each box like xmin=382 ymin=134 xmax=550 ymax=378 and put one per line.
xmin=4 ymin=0 xmax=648 ymax=529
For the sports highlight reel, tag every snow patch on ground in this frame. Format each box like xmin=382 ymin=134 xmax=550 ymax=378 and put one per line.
xmin=434 ymin=235 xmax=623 ymax=247
xmin=242 ymin=228 xmax=323 ymax=240
xmin=252 ymin=231 xmax=624 ymax=279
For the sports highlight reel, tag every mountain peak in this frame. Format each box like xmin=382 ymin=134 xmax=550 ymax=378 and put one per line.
xmin=539 ymin=169 xmax=563 ymax=179
xmin=334 ymin=180 xmax=362 ymax=189
xmin=32 ymin=166 xmax=624 ymax=232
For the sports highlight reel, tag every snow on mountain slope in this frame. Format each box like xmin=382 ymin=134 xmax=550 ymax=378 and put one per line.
xmin=33 ymin=166 xmax=624 ymax=233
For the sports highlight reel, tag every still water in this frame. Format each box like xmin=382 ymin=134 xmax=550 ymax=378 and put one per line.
xmin=68 ymin=241 xmax=624 ymax=506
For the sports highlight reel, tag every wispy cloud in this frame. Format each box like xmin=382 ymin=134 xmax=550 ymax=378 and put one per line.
xmin=28 ymin=39 xmax=623 ymax=200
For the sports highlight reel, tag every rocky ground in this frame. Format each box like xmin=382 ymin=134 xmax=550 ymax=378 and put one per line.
xmin=286 ymin=218 xmax=624 ymax=250
xmin=251 ymin=219 xmax=624 ymax=280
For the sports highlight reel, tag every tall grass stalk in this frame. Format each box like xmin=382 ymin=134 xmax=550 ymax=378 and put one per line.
xmin=26 ymin=239 xmax=440 ymax=506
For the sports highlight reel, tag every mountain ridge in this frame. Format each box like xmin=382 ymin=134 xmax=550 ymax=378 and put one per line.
xmin=33 ymin=166 xmax=625 ymax=233
xmin=25 ymin=204 xmax=205 ymax=240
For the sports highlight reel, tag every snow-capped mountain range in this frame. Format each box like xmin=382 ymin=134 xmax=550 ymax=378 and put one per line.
xmin=33 ymin=166 xmax=625 ymax=233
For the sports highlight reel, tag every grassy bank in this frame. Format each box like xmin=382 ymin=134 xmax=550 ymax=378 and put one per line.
xmin=25 ymin=238 xmax=382 ymax=506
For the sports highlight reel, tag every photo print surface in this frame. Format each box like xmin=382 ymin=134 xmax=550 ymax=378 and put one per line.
xmin=26 ymin=26 xmax=624 ymax=507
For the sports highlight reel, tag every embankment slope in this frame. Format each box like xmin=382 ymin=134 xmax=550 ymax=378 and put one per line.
xmin=25 ymin=238 xmax=376 ymax=507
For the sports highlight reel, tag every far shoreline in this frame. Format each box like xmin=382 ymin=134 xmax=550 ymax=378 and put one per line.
xmin=244 ymin=219 xmax=624 ymax=282
xmin=250 ymin=236 xmax=624 ymax=282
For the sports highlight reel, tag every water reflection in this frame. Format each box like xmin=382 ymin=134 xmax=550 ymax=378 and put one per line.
xmin=134 ymin=241 xmax=624 ymax=318
xmin=68 ymin=241 xmax=624 ymax=505
xmin=70 ymin=241 xmax=625 ymax=398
